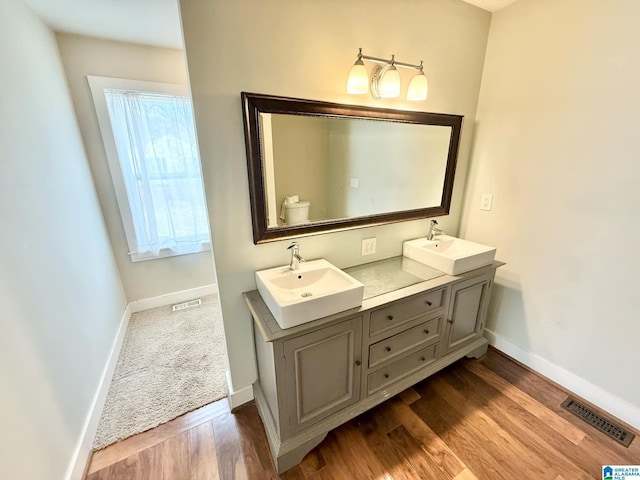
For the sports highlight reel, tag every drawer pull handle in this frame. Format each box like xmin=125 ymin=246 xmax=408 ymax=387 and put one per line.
xmin=385 ymin=346 xmax=391 ymax=352
xmin=387 ymin=315 xmax=394 ymax=321
xmin=426 ymin=301 xmax=433 ymax=306
xmin=420 ymin=356 xmax=426 ymax=362
xmin=355 ymin=360 xmax=361 ymax=366
xmin=384 ymin=373 xmax=390 ymax=379
xmin=424 ymin=329 xmax=430 ymax=335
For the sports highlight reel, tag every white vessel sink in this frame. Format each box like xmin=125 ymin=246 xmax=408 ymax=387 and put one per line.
xmin=403 ymin=235 xmax=496 ymax=275
xmin=255 ymin=259 xmax=364 ymax=329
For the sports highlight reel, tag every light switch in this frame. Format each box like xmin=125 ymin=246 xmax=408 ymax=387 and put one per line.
xmin=480 ymin=193 xmax=493 ymax=211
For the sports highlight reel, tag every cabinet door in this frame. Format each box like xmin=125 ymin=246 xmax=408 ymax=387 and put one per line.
xmin=444 ymin=273 xmax=492 ymax=354
xmin=283 ymin=316 xmax=362 ymax=433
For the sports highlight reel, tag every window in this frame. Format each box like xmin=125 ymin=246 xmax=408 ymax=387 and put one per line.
xmin=88 ymin=76 xmax=210 ymax=262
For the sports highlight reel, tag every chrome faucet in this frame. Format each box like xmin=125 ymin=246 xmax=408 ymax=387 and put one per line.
xmin=427 ymin=220 xmax=445 ymax=240
xmin=287 ymin=242 xmax=305 ymax=271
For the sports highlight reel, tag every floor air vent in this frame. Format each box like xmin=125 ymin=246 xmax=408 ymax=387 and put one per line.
xmin=172 ymin=299 xmax=202 ymax=312
xmin=561 ymin=397 xmax=635 ymax=447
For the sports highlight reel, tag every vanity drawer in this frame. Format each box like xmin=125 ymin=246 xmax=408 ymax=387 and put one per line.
xmin=370 ymin=288 xmax=445 ymax=337
xmin=367 ymin=344 xmax=438 ymax=394
xmin=369 ymin=316 xmax=441 ymax=368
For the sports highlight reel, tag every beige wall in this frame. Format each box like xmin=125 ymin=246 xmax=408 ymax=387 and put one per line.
xmin=0 ymin=1 xmax=127 ymax=478
xmin=328 ymin=121 xmax=450 ymax=217
xmin=56 ymin=33 xmax=216 ymax=302
xmin=272 ymin=115 xmax=330 ymax=222
xmin=461 ymin=0 xmax=640 ymax=422
xmin=180 ymin=0 xmax=490 ymax=393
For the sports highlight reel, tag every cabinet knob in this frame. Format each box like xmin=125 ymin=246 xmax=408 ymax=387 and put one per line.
xmin=355 ymin=360 xmax=361 ymax=366
xmin=424 ymin=329 xmax=429 ymax=335
xmin=447 ymin=318 xmax=454 ymax=324
xmin=384 ymin=373 xmax=390 ymax=379
xmin=387 ymin=315 xmax=394 ymax=321
xmin=420 ymin=356 xmax=426 ymax=362
xmin=385 ymin=346 xmax=391 ymax=352
xmin=426 ymin=301 xmax=432 ymax=306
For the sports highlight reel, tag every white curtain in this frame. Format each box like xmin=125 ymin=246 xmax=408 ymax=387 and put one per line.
xmin=105 ymin=89 xmax=210 ymax=256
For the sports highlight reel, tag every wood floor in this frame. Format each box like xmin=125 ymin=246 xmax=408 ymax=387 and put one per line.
xmin=86 ymin=348 xmax=640 ymax=480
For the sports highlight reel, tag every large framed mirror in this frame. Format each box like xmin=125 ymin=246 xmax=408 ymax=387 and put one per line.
xmin=241 ymin=92 xmax=463 ymax=244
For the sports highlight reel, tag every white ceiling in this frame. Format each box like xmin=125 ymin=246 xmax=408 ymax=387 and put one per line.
xmin=462 ymin=0 xmax=519 ymax=11
xmin=24 ymin=0 xmax=184 ymax=49
xmin=24 ymin=0 xmax=519 ymax=49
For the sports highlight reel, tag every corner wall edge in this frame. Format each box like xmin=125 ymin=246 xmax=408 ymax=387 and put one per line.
xmin=226 ymin=370 xmax=254 ymax=411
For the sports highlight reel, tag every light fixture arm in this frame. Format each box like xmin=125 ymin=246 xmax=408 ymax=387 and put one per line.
xmin=358 ymin=49 xmax=423 ymax=71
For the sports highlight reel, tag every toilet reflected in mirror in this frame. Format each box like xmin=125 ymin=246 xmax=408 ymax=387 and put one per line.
xmin=283 ymin=199 xmax=310 ymax=225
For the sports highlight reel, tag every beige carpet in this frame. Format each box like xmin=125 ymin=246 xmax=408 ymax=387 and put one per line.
xmin=93 ymin=294 xmax=229 ymax=450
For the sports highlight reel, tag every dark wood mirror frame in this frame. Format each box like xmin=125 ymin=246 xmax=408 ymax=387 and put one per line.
xmin=241 ymin=92 xmax=463 ymax=244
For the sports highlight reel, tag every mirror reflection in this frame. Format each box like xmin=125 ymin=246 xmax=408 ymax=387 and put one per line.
xmin=241 ymin=93 xmax=463 ymax=243
xmin=261 ymin=113 xmax=453 ymax=228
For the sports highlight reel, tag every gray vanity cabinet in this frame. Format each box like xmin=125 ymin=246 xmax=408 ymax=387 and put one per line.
xmin=245 ymin=261 xmax=502 ymax=474
xmin=282 ymin=316 xmax=362 ymax=434
xmin=444 ymin=272 xmax=492 ymax=354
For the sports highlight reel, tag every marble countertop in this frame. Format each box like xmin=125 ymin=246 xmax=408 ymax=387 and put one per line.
xmin=344 ymin=256 xmax=445 ymax=300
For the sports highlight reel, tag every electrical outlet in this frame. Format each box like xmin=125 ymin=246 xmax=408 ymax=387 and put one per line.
xmin=361 ymin=237 xmax=376 ymax=256
xmin=480 ymin=193 xmax=493 ymax=211
xmin=350 ymin=177 xmax=359 ymax=188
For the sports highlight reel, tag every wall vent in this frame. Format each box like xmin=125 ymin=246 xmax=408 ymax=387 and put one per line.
xmin=172 ymin=299 xmax=202 ymax=312
xmin=561 ymin=397 xmax=635 ymax=447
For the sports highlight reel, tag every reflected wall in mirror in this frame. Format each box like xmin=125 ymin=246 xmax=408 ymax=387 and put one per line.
xmin=242 ymin=93 xmax=463 ymax=244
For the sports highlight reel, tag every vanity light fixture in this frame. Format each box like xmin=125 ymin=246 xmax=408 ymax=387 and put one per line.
xmin=346 ymin=48 xmax=428 ymax=101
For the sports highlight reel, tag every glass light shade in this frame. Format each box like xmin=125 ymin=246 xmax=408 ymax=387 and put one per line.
xmin=378 ymin=65 xmax=401 ymax=98
xmin=407 ymin=72 xmax=428 ymax=101
xmin=347 ymin=60 xmax=369 ymax=94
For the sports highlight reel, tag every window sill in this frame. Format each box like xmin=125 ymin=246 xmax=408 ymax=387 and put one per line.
xmin=129 ymin=242 xmax=211 ymax=263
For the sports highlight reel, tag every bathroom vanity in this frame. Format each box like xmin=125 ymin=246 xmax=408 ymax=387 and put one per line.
xmin=243 ymin=256 xmax=504 ymax=473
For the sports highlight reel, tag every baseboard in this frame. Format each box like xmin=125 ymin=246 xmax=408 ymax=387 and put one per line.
xmin=484 ymin=329 xmax=640 ymax=430
xmin=66 ymin=304 xmax=132 ymax=480
xmin=129 ymin=284 xmax=217 ymax=313
xmin=226 ymin=370 xmax=254 ymax=411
